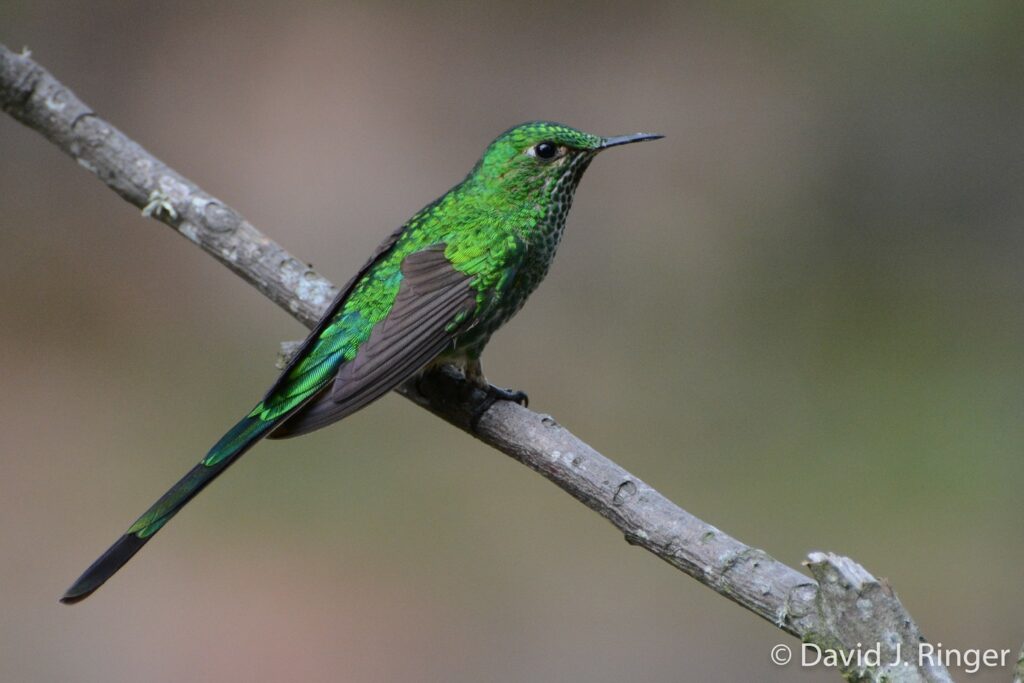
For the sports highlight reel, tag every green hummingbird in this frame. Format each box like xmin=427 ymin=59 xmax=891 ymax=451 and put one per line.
xmin=61 ymin=121 xmax=662 ymax=604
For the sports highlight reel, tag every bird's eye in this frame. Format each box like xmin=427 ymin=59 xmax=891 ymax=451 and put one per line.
xmin=530 ymin=141 xmax=559 ymax=160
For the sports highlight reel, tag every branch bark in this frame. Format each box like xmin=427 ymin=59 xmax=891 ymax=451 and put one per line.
xmin=1 ymin=43 xmax=955 ymax=682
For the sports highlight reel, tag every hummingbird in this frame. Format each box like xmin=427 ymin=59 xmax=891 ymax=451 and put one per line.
xmin=61 ymin=121 xmax=662 ymax=604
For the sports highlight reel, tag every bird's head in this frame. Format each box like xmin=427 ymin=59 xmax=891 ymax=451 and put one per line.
xmin=467 ymin=121 xmax=662 ymax=204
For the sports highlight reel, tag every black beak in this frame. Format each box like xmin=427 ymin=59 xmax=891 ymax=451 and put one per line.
xmin=599 ymin=132 xmax=664 ymax=150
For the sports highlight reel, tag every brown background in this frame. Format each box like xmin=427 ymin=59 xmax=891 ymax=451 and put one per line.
xmin=2 ymin=1 xmax=1023 ymax=681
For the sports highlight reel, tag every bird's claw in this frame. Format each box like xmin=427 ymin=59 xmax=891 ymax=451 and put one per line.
xmin=470 ymin=384 xmax=529 ymax=432
xmin=487 ymin=385 xmax=529 ymax=408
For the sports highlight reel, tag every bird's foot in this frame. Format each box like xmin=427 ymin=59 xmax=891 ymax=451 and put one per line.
xmin=470 ymin=384 xmax=529 ymax=432
xmin=486 ymin=385 xmax=529 ymax=407
xmin=412 ymin=365 xmax=528 ymax=432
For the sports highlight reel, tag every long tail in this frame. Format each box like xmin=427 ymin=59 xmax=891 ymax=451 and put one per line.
xmin=60 ymin=415 xmax=278 ymax=604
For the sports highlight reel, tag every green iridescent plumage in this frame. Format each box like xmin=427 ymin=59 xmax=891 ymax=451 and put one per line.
xmin=61 ymin=121 xmax=662 ymax=603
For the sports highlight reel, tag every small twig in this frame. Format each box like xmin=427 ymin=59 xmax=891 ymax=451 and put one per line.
xmin=0 ymin=43 xmax=955 ymax=681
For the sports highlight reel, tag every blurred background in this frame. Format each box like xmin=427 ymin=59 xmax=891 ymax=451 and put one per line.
xmin=2 ymin=1 xmax=1023 ymax=680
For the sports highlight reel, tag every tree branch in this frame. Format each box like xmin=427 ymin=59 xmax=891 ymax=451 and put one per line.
xmin=1 ymin=43 xmax=954 ymax=682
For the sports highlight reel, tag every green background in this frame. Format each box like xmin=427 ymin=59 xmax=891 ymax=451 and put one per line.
xmin=2 ymin=1 xmax=1022 ymax=680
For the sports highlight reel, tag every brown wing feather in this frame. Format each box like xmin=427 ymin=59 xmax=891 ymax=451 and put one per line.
xmin=269 ymin=245 xmax=475 ymax=438
xmin=261 ymin=224 xmax=409 ymax=404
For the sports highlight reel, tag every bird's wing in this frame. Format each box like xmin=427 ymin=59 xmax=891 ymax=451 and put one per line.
xmin=260 ymin=223 xmax=410 ymax=404
xmin=269 ymin=244 xmax=477 ymax=438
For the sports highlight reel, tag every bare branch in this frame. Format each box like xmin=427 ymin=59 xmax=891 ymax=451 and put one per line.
xmin=0 ymin=43 xmax=954 ymax=682
xmin=0 ymin=43 xmax=333 ymax=327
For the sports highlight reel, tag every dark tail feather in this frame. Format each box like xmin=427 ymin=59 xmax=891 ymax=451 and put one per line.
xmin=60 ymin=533 xmax=149 ymax=604
xmin=60 ymin=416 xmax=275 ymax=604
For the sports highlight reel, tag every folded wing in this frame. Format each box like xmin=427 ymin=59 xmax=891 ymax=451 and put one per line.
xmin=271 ymin=244 xmax=476 ymax=438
